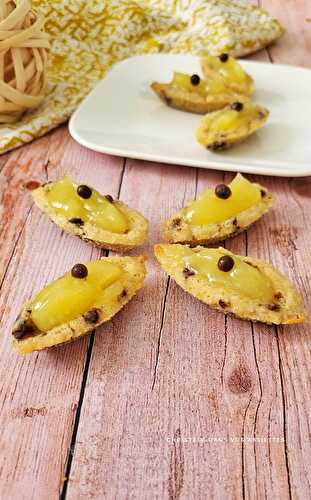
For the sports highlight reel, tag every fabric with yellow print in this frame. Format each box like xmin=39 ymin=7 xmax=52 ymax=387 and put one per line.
xmin=0 ymin=0 xmax=283 ymax=154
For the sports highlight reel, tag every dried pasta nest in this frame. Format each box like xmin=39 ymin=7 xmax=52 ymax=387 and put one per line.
xmin=0 ymin=0 xmax=49 ymax=124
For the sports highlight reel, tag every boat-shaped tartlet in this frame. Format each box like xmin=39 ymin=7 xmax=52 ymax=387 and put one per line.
xmin=154 ymin=244 xmax=305 ymax=325
xmin=196 ymin=102 xmax=269 ymax=151
xmin=151 ymin=71 xmax=248 ymax=114
xmin=32 ymin=176 xmax=148 ymax=252
xmin=164 ymin=173 xmax=274 ymax=245
xmin=200 ymin=53 xmax=254 ymax=96
xmin=12 ymin=256 xmax=147 ymax=354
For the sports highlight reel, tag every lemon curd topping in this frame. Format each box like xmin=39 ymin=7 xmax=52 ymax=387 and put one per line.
xmin=185 ymin=173 xmax=261 ymax=225
xmin=46 ymin=176 xmax=129 ymax=234
xmin=31 ymin=260 xmax=123 ymax=331
xmin=166 ymin=245 xmax=275 ymax=303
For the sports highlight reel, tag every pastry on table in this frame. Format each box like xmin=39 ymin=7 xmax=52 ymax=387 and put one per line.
xmin=151 ymin=71 xmax=248 ymax=114
xmin=32 ymin=176 xmax=148 ymax=252
xmin=201 ymin=53 xmax=254 ymax=96
xmin=12 ymin=256 xmax=147 ymax=354
xmin=164 ymin=173 xmax=274 ymax=245
xmin=154 ymin=244 xmax=305 ymax=325
xmin=196 ymin=101 xmax=269 ymax=151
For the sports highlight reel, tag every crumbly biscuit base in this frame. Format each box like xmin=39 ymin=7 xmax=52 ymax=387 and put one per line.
xmin=154 ymin=244 xmax=305 ymax=325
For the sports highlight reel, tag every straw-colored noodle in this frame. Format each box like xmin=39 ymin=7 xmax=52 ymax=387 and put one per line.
xmin=0 ymin=0 xmax=49 ymax=123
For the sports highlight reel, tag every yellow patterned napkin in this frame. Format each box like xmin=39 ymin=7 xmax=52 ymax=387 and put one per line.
xmin=0 ymin=0 xmax=283 ymax=154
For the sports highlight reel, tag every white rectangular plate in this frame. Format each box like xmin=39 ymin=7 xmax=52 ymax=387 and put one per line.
xmin=69 ymin=54 xmax=311 ymax=177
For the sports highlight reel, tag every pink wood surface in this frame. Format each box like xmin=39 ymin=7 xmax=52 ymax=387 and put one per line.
xmin=0 ymin=1 xmax=311 ymax=499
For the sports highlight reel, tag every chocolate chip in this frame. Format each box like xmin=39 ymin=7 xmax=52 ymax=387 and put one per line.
xmin=267 ymin=304 xmax=280 ymax=311
xmin=71 ymin=263 xmax=88 ymax=279
xmin=219 ymin=300 xmax=229 ymax=309
xmin=231 ymin=102 xmax=243 ymax=112
xmin=190 ymin=74 xmax=200 ymax=86
xmin=208 ymin=141 xmax=227 ymax=151
xmin=13 ymin=319 xmax=36 ymax=340
xmin=105 ymin=195 xmax=114 ymax=203
xmin=232 ymin=218 xmax=237 ymax=226
xmin=219 ymin=53 xmax=229 ymax=62
xmin=69 ymin=217 xmax=84 ymax=226
xmin=83 ymin=308 xmax=99 ymax=323
xmin=172 ymin=218 xmax=182 ymax=228
xmin=183 ymin=267 xmax=195 ymax=278
xmin=274 ymin=292 xmax=283 ymax=300
xmin=260 ymin=189 xmax=266 ymax=198
xmin=77 ymin=185 xmax=92 ymax=199
xmin=218 ymin=255 xmax=234 ymax=272
xmin=119 ymin=289 xmax=127 ymax=300
xmin=215 ymin=184 xmax=231 ymax=199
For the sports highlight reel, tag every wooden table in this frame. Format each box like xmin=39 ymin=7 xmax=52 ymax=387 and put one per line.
xmin=1 ymin=1 xmax=310 ymax=499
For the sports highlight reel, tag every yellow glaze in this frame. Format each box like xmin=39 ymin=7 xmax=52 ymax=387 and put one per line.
xmin=163 ymin=245 xmax=275 ymax=303
xmin=31 ymin=260 xmax=122 ymax=331
xmin=172 ymin=71 xmax=230 ymax=96
xmin=186 ymin=173 xmax=261 ymax=225
xmin=196 ymin=102 xmax=269 ymax=150
xmin=46 ymin=176 xmax=129 ymax=233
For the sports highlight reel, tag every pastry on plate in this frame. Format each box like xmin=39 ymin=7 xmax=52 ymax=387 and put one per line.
xmin=154 ymin=244 xmax=305 ymax=325
xmin=164 ymin=173 xmax=274 ymax=245
xmin=196 ymin=101 xmax=269 ymax=151
xmin=32 ymin=176 xmax=148 ymax=252
xmin=201 ymin=53 xmax=254 ymax=95
xmin=12 ymin=256 xmax=147 ymax=354
xmin=151 ymin=71 xmax=248 ymax=114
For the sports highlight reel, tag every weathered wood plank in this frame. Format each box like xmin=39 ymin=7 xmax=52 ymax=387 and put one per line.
xmin=0 ymin=130 xmax=124 ymax=499
xmin=195 ymin=168 xmax=291 ymax=500
xmin=0 ymin=133 xmax=51 ymax=287
xmin=248 ymin=174 xmax=311 ymax=498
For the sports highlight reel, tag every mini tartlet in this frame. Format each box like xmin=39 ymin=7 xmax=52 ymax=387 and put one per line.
xmin=200 ymin=53 xmax=254 ymax=96
xmin=32 ymin=176 xmax=148 ymax=252
xmin=164 ymin=173 xmax=274 ymax=246
xmin=13 ymin=256 xmax=147 ymax=354
xmin=154 ymin=244 xmax=305 ymax=325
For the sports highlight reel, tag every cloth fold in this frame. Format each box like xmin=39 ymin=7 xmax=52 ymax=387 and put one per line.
xmin=0 ymin=0 xmax=283 ymax=154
